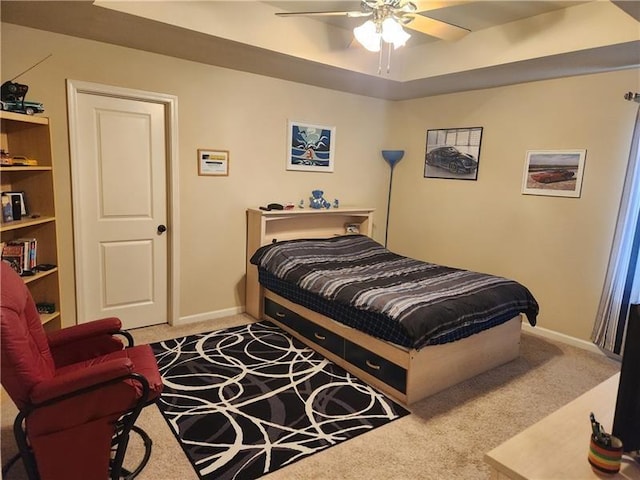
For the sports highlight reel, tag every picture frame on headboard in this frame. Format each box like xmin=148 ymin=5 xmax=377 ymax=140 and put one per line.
xmin=345 ymin=223 xmax=360 ymax=234
xmin=286 ymin=120 xmax=335 ymax=173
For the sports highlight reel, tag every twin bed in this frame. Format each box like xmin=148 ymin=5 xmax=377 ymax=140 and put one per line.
xmin=245 ymin=207 xmax=538 ymax=405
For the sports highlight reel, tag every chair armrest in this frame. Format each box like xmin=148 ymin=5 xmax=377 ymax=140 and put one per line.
xmin=30 ymin=358 xmax=133 ymax=405
xmin=46 ymin=317 xmax=122 ymax=348
xmin=47 ymin=318 xmax=133 ymax=367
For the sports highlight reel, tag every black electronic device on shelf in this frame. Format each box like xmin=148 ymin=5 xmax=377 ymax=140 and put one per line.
xmin=612 ymin=304 xmax=640 ymax=454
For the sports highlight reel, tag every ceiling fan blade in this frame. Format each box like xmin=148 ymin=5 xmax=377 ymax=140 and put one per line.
xmin=411 ymin=1 xmax=470 ymax=13
xmin=275 ymin=11 xmax=372 ymax=18
xmin=404 ymin=14 xmax=470 ymax=41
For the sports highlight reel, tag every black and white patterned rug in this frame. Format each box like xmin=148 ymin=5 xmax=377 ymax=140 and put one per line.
xmin=151 ymin=321 xmax=409 ymax=480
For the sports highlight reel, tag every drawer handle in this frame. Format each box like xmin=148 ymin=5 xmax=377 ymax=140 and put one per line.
xmin=314 ymin=332 xmax=326 ymax=341
xmin=275 ymin=312 xmax=285 ymax=318
xmin=365 ymin=360 xmax=381 ymax=371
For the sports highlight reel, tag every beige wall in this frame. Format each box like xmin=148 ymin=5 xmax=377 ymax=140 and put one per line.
xmin=388 ymin=69 xmax=640 ymax=340
xmin=1 ymin=23 xmax=392 ymax=327
xmin=2 ymin=22 xmax=639 ymax=342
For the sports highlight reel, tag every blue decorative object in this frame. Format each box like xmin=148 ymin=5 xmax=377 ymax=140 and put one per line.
xmin=381 ymin=150 xmax=405 ymax=247
xmin=381 ymin=150 xmax=405 ymax=168
xmin=309 ymin=189 xmax=331 ymax=209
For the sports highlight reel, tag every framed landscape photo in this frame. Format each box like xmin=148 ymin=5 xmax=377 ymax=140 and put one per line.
xmin=522 ymin=150 xmax=586 ymax=198
xmin=424 ymin=127 xmax=483 ymax=180
xmin=198 ymin=149 xmax=229 ymax=176
xmin=286 ymin=120 xmax=335 ymax=172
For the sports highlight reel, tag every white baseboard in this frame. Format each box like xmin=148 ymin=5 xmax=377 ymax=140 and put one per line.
xmin=174 ymin=306 xmax=245 ymax=326
xmin=522 ymin=323 xmax=606 ymax=356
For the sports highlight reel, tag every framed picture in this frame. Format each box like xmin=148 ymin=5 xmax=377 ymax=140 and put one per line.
xmin=521 ymin=150 xmax=586 ymax=198
xmin=1 ymin=194 xmax=13 ymax=222
xmin=198 ymin=149 xmax=229 ymax=176
xmin=345 ymin=223 xmax=360 ymax=234
xmin=286 ymin=120 xmax=335 ymax=172
xmin=424 ymin=127 xmax=483 ymax=180
xmin=2 ymin=191 xmax=28 ymax=218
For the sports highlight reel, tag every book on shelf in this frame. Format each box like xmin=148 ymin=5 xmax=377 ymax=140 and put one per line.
xmin=2 ymin=243 xmax=24 ymax=274
xmin=1 ymin=238 xmax=37 ymax=274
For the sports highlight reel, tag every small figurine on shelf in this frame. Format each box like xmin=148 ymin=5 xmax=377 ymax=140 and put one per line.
xmin=309 ymin=189 xmax=331 ymax=209
xmin=333 ymin=198 xmax=339 ymax=209
xmin=298 ymin=199 xmax=305 ymax=209
xmin=0 ymin=149 xmax=12 ymax=166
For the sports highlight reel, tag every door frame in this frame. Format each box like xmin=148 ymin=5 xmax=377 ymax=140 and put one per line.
xmin=66 ymin=79 xmax=180 ymax=326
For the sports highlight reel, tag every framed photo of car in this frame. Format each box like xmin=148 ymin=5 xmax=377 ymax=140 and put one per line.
xmin=521 ymin=149 xmax=586 ymax=198
xmin=424 ymin=127 xmax=482 ymax=180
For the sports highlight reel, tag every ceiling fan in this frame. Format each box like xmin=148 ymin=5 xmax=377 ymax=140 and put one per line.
xmin=274 ymin=0 xmax=471 ymax=48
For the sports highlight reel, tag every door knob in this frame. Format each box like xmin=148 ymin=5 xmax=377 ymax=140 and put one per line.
xmin=157 ymin=224 xmax=167 ymax=234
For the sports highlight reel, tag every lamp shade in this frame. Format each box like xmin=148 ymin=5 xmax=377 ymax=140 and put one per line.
xmin=381 ymin=150 xmax=405 ymax=168
xmin=381 ymin=18 xmax=411 ymax=49
xmin=354 ymin=20 xmax=381 ymax=52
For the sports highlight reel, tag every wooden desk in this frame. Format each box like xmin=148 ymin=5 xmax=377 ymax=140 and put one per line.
xmin=485 ymin=374 xmax=640 ymax=480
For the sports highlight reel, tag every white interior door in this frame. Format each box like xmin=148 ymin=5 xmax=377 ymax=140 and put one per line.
xmin=71 ymin=93 xmax=168 ymax=329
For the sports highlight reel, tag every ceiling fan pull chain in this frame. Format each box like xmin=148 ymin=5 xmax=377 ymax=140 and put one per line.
xmin=378 ymin=39 xmax=383 ymax=75
xmin=387 ymin=43 xmax=392 ymax=74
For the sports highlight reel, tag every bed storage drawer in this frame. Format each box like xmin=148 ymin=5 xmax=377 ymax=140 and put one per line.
xmin=344 ymin=339 xmax=407 ymax=393
xmin=264 ymin=298 xmax=343 ymax=356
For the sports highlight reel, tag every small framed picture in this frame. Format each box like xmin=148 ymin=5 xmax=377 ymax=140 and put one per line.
xmin=198 ymin=149 xmax=229 ymax=176
xmin=1 ymin=194 xmax=13 ymax=222
xmin=345 ymin=223 xmax=360 ymax=234
xmin=2 ymin=191 xmax=28 ymax=218
xmin=522 ymin=150 xmax=586 ymax=198
xmin=286 ymin=120 xmax=335 ymax=173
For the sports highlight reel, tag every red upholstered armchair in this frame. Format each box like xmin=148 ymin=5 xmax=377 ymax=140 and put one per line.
xmin=0 ymin=262 xmax=163 ymax=480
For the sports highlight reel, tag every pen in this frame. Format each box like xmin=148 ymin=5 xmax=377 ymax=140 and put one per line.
xmin=590 ymin=412 xmax=600 ymax=439
xmin=590 ymin=412 xmax=611 ymax=446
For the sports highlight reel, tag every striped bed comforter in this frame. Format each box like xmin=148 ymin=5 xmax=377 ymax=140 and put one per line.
xmin=250 ymin=235 xmax=539 ymax=348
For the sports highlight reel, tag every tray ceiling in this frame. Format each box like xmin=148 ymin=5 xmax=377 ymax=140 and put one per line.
xmin=1 ymin=1 xmax=638 ymax=100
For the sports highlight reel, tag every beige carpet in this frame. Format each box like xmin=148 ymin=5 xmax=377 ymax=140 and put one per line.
xmin=1 ymin=314 xmax=620 ymax=480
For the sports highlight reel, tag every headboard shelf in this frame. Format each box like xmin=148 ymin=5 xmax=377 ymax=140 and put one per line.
xmin=246 ymin=207 xmax=375 ymax=318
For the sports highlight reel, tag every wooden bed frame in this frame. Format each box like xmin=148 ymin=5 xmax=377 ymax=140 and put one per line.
xmin=245 ymin=207 xmax=522 ymax=405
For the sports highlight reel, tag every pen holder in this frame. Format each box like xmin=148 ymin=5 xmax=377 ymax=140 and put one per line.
xmin=588 ymin=434 xmax=623 ymax=474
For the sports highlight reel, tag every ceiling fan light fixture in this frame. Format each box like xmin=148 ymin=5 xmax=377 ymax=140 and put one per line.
xmin=353 ymin=20 xmax=381 ymax=52
xmin=381 ymin=17 xmax=411 ymax=48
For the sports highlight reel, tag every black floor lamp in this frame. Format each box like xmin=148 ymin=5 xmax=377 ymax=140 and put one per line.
xmin=381 ymin=149 xmax=405 ymax=248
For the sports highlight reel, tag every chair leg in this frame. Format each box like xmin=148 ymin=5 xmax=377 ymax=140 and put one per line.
xmin=109 ymin=373 xmax=152 ymax=480
xmin=118 ymin=426 xmax=153 ymax=480
xmin=1 ymin=452 xmax=23 ymax=478
xmin=110 ymin=417 xmax=153 ymax=480
xmin=12 ymin=412 xmax=40 ymax=480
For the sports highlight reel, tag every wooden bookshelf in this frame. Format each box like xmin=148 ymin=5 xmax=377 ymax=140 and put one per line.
xmin=1 ymin=112 xmax=61 ymax=330
xmin=0 ymin=215 xmax=55 ymax=232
